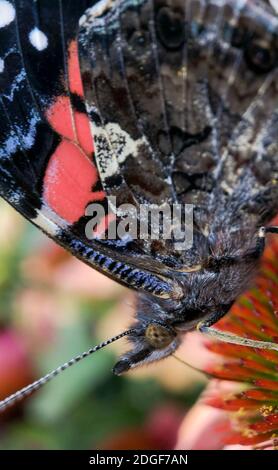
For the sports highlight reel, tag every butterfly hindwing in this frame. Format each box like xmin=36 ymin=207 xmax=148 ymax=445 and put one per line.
xmin=79 ymin=0 xmax=278 ymax=233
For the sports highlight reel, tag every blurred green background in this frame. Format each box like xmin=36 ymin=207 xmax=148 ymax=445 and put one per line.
xmin=0 ymin=199 xmax=205 ymax=450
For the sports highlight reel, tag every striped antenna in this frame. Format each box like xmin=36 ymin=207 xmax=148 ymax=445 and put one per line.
xmin=0 ymin=329 xmax=135 ymax=412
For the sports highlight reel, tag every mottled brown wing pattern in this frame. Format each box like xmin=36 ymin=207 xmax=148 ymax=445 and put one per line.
xmin=79 ymin=0 xmax=278 ymax=241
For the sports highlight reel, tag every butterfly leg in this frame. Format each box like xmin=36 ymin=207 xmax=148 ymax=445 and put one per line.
xmin=236 ymin=226 xmax=278 ymax=264
xmin=263 ymin=226 xmax=278 ymax=234
xmin=197 ymin=311 xmax=278 ymax=351
xmin=251 ymin=225 xmax=278 ymax=256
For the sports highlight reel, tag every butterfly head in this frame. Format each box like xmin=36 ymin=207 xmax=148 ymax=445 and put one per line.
xmin=113 ymin=321 xmax=181 ymax=375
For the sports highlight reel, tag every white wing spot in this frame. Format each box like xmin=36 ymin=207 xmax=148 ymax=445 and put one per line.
xmin=0 ymin=1 xmax=15 ymax=28
xmin=33 ymin=205 xmax=68 ymax=237
xmin=28 ymin=27 xmax=48 ymax=51
xmin=79 ymin=0 xmax=114 ymax=27
xmin=91 ymin=121 xmax=145 ymax=180
xmin=270 ymin=0 xmax=278 ymax=13
xmin=0 ymin=58 xmax=4 ymax=73
xmin=33 ymin=211 xmax=59 ymax=237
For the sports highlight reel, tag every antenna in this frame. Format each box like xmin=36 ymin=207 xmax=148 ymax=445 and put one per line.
xmin=0 ymin=329 xmax=135 ymax=412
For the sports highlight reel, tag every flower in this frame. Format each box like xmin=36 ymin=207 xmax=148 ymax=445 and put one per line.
xmin=0 ymin=330 xmax=34 ymax=412
xmin=101 ymin=405 xmax=183 ymax=450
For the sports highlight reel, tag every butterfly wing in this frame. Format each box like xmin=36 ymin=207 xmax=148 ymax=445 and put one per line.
xmin=0 ymin=0 xmax=175 ymax=298
xmin=0 ymin=0 xmax=94 ymax=220
xmin=79 ymin=0 xmax=278 ymax=241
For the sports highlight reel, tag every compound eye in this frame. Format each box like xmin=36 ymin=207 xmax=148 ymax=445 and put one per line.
xmin=145 ymin=323 xmax=175 ymax=349
xmin=245 ymin=39 xmax=277 ymax=74
xmin=156 ymin=7 xmax=185 ymax=51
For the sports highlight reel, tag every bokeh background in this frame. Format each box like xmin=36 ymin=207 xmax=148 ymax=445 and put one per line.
xmin=0 ymin=199 xmax=206 ymax=450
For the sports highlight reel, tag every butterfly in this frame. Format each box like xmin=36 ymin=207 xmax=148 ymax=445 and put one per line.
xmin=0 ymin=0 xmax=278 ymax=410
